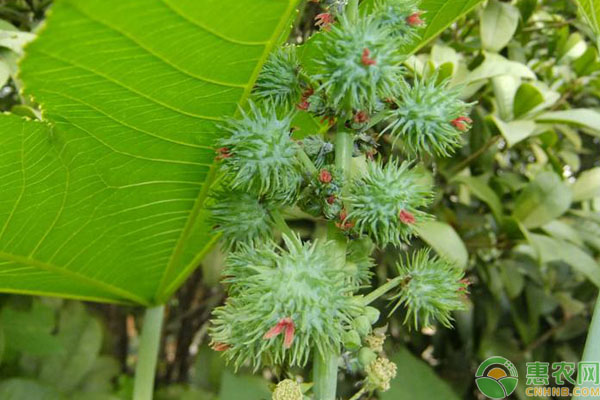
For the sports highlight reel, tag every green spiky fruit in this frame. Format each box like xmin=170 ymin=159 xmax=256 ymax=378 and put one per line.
xmin=315 ymin=15 xmax=403 ymax=114
xmin=345 ymin=160 xmax=433 ymax=247
xmin=216 ymin=103 xmax=303 ymax=203
xmin=209 ymin=190 xmax=274 ymax=248
xmin=373 ymin=0 xmax=423 ymax=45
xmin=254 ymin=46 xmax=302 ymax=109
xmin=345 ymin=237 xmax=375 ymax=287
xmin=382 ymin=78 xmax=474 ymax=156
xmin=390 ymin=249 xmax=468 ymax=328
xmin=210 ymin=236 xmax=365 ymax=370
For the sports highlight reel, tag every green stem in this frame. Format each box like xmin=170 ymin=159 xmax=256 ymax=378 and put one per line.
xmin=346 ymin=0 xmax=359 ymax=22
xmin=362 ymin=110 xmax=387 ymax=132
xmin=313 ymin=350 xmax=340 ymax=400
xmin=133 ymin=305 xmax=165 ymax=400
xmin=574 ymin=293 xmax=600 ymax=400
xmin=313 ymin=129 xmax=354 ymax=400
xmin=299 ymin=69 xmax=319 ymax=89
xmin=272 ymin=210 xmax=302 ymax=249
xmin=448 ymin=135 xmax=500 ymax=176
xmin=296 ymin=145 xmax=318 ymax=174
xmin=335 ymin=129 xmax=353 ymax=184
xmin=361 ymin=276 xmax=403 ymax=305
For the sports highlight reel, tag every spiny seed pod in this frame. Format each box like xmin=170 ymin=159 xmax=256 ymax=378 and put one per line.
xmin=272 ymin=379 xmax=303 ymax=400
xmin=345 ymin=237 xmax=375 ymax=287
xmin=220 ymin=243 xmax=277 ymax=296
xmin=254 ymin=46 xmax=302 ymax=109
xmin=216 ymin=103 xmax=303 ymax=203
xmin=209 ymin=190 xmax=274 ymax=249
xmin=365 ymin=357 xmax=397 ymax=392
xmin=382 ymin=77 xmax=474 ymax=157
xmin=210 ymin=236 xmax=365 ymax=370
xmin=345 ymin=160 xmax=433 ymax=247
xmin=373 ymin=0 xmax=424 ymax=45
xmin=390 ymin=249 xmax=468 ymax=329
xmin=315 ymin=14 xmax=403 ymax=114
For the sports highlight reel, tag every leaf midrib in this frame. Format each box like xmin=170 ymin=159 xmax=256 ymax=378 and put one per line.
xmin=154 ymin=0 xmax=301 ymax=303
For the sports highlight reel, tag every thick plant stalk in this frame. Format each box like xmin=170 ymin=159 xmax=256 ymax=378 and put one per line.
xmin=272 ymin=210 xmax=301 ymax=247
xmin=313 ymin=129 xmax=354 ymax=400
xmin=133 ymin=305 xmax=165 ymax=400
xmin=362 ymin=276 xmax=403 ymax=305
xmin=335 ymin=129 xmax=354 ymax=182
xmin=313 ymin=345 xmax=340 ymax=400
xmin=574 ymin=295 xmax=600 ymax=400
xmin=346 ymin=0 xmax=359 ymax=22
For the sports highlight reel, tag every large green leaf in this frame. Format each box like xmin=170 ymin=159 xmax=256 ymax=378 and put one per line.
xmin=480 ymin=0 xmax=520 ymax=52
xmin=574 ymin=0 xmax=600 ymax=48
xmin=527 ymin=233 xmax=600 ymax=287
xmin=513 ymin=171 xmax=572 ymax=229
xmin=513 ymin=83 xmax=545 ymax=119
xmin=380 ymin=347 xmax=461 ymax=400
xmin=0 ymin=378 xmax=64 ymax=400
xmin=536 ymin=109 xmax=600 ymax=136
xmin=415 ymin=221 xmax=468 ymax=268
xmin=572 ymin=167 xmax=600 ymax=201
xmin=489 ymin=116 xmax=537 ymax=148
xmin=452 ymin=175 xmax=503 ymax=220
xmin=408 ymin=0 xmax=485 ymax=53
xmin=460 ymin=52 xmax=536 ymax=84
xmin=0 ymin=0 xmax=300 ymax=305
xmin=218 ymin=371 xmax=271 ymax=400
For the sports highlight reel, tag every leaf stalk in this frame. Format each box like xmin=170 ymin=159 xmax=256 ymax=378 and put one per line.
xmin=133 ymin=305 xmax=165 ymax=400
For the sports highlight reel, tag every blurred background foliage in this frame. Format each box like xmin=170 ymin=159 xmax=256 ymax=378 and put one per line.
xmin=0 ymin=0 xmax=599 ymax=399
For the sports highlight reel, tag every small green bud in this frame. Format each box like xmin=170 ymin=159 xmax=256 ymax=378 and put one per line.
xmin=353 ymin=315 xmax=372 ymax=336
xmin=365 ymin=357 xmax=397 ymax=392
xmin=358 ymin=347 xmax=378 ymax=368
xmin=272 ymin=379 xmax=303 ymax=400
xmin=364 ymin=306 xmax=380 ymax=325
xmin=343 ymin=330 xmax=362 ymax=351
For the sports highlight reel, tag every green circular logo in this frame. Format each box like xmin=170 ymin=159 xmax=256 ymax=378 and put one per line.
xmin=475 ymin=356 xmax=519 ymax=399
